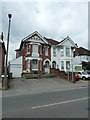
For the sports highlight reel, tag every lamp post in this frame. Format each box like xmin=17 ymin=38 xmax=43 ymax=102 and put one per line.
xmin=71 ymin=48 xmax=75 ymax=83
xmin=3 ymin=14 xmax=12 ymax=90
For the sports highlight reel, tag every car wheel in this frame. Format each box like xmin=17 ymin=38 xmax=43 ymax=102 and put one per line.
xmin=82 ymin=77 xmax=86 ymax=80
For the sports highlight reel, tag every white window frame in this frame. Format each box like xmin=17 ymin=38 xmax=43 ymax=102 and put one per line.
xmin=27 ymin=59 xmax=30 ymax=69
xmin=61 ymin=47 xmax=64 ymax=57
xmin=27 ymin=44 xmax=30 ymax=53
xmin=32 ymin=44 xmax=38 ymax=57
xmin=66 ymin=47 xmax=70 ymax=57
xmin=61 ymin=61 xmax=64 ymax=70
xmin=53 ymin=47 xmax=56 ymax=57
xmin=32 ymin=59 xmax=38 ymax=70
xmin=66 ymin=61 xmax=70 ymax=70
xmin=45 ymin=47 xmax=48 ymax=56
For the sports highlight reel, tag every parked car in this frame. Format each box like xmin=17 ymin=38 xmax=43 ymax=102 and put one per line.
xmin=65 ymin=72 xmax=79 ymax=81
xmin=76 ymin=71 xmax=90 ymax=80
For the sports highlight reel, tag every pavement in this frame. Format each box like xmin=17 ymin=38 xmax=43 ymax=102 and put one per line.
xmin=2 ymin=77 xmax=89 ymax=97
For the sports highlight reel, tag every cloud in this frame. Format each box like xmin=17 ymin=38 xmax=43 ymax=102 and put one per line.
xmin=1 ymin=1 xmax=89 ymax=60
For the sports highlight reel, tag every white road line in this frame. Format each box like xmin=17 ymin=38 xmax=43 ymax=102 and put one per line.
xmin=32 ymin=97 xmax=89 ymax=109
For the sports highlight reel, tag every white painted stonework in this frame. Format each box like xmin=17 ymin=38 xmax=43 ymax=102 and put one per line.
xmin=51 ymin=37 xmax=77 ymax=72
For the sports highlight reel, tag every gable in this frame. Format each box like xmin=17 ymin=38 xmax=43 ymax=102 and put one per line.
xmin=57 ymin=36 xmax=77 ymax=48
xmin=61 ymin=40 xmax=75 ymax=47
xmin=27 ymin=34 xmax=45 ymax=43
xmin=22 ymin=31 xmax=48 ymax=44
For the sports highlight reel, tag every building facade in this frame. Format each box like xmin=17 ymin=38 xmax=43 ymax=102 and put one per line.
xmin=0 ymin=32 xmax=6 ymax=78
xmin=47 ymin=36 xmax=78 ymax=72
xmin=73 ymin=47 xmax=90 ymax=70
xmin=15 ymin=31 xmax=78 ymax=76
xmin=15 ymin=31 xmax=51 ymax=74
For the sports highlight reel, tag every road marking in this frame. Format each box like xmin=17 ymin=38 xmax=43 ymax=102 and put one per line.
xmin=32 ymin=97 xmax=89 ymax=109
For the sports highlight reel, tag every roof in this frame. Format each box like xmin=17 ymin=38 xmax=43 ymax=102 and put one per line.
xmin=75 ymin=47 xmax=90 ymax=56
xmin=57 ymin=36 xmax=78 ymax=48
xmin=44 ymin=37 xmax=60 ymax=45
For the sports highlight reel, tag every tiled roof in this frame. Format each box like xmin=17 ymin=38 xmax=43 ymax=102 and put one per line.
xmin=75 ymin=47 xmax=90 ymax=56
xmin=44 ymin=37 xmax=60 ymax=45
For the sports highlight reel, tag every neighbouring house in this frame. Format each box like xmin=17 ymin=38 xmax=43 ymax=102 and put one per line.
xmin=9 ymin=56 xmax=23 ymax=78
xmin=0 ymin=32 xmax=6 ymax=79
xmin=73 ymin=47 xmax=90 ymax=71
xmin=45 ymin=36 xmax=78 ymax=72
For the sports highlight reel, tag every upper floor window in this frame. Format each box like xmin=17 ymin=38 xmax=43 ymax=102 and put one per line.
xmin=27 ymin=44 xmax=30 ymax=53
xmin=40 ymin=46 xmax=42 ymax=55
xmin=61 ymin=47 xmax=64 ymax=57
xmin=45 ymin=47 xmax=48 ymax=56
xmin=66 ymin=47 xmax=70 ymax=57
xmin=32 ymin=44 xmax=38 ymax=53
xmin=53 ymin=48 xmax=56 ymax=57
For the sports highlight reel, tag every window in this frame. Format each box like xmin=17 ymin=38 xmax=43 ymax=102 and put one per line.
xmin=52 ymin=61 xmax=56 ymax=68
xmin=27 ymin=59 xmax=30 ymax=69
xmin=66 ymin=47 xmax=70 ymax=57
xmin=61 ymin=47 xmax=64 ymax=57
xmin=40 ymin=61 xmax=42 ymax=70
xmin=40 ymin=46 xmax=42 ymax=55
xmin=45 ymin=47 xmax=48 ymax=56
xmin=32 ymin=44 xmax=38 ymax=53
xmin=53 ymin=48 xmax=56 ymax=57
xmin=27 ymin=44 xmax=30 ymax=53
xmin=61 ymin=61 xmax=64 ymax=70
xmin=66 ymin=61 xmax=70 ymax=70
xmin=32 ymin=59 xmax=38 ymax=69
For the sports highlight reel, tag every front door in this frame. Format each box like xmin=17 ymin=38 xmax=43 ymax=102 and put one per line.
xmin=45 ymin=61 xmax=50 ymax=73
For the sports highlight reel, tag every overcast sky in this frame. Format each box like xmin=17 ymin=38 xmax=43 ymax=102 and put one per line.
xmin=1 ymin=0 xmax=89 ymax=61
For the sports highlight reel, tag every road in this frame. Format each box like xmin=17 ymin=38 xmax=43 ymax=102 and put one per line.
xmin=2 ymin=86 xmax=89 ymax=118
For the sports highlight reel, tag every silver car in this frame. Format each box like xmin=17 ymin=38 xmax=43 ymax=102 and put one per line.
xmin=77 ymin=71 xmax=90 ymax=80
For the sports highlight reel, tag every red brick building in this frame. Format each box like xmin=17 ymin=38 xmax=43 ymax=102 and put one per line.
xmin=0 ymin=32 xmax=6 ymax=78
xmin=15 ymin=31 xmax=51 ymax=74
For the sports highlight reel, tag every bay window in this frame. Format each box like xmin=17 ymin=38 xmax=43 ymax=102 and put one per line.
xmin=27 ymin=44 xmax=30 ymax=53
xmin=66 ymin=47 xmax=70 ymax=57
xmin=66 ymin=61 xmax=70 ymax=70
xmin=61 ymin=61 xmax=64 ymax=70
xmin=27 ymin=59 xmax=30 ymax=69
xmin=61 ymin=47 xmax=64 ymax=57
xmin=53 ymin=48 xmax=56 ymax=57
xmin=32 ymin=59 xmax=38 ymax=69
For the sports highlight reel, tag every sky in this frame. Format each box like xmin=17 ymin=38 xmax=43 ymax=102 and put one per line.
xmin=0 ymin=0 xmax=89 ymax=61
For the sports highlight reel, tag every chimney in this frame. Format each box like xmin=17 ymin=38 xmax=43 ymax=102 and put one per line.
xmin=0 ymin=32 xmax=3 ymax=41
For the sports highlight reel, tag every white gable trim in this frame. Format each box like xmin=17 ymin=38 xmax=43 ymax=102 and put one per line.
xmin=57 ymin=36 xmax=77 ymax=48
xmin=22 ymin=31 xmax=49 ymax=44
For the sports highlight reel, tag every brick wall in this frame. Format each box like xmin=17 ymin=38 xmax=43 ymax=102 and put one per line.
xmin=0 ymin=43 xmax=5 ymax=76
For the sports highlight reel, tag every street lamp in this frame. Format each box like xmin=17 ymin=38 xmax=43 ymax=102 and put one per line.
xmin=3 ymin=14 xmax=12 ymax=90
xmin=71 ymin=48 xmax=75 ymax=83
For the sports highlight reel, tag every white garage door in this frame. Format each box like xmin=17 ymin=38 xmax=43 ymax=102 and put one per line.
xmin=10 ymin=64 xmax=22 ymax=78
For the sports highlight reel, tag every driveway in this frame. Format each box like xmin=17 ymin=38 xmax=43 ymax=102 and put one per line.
xmin=2 ymin=77 xmax=88 ymax=97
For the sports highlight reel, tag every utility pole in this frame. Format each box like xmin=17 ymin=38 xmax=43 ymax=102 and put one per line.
xmin=3 ymin=14 xmax=12 ymax=90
